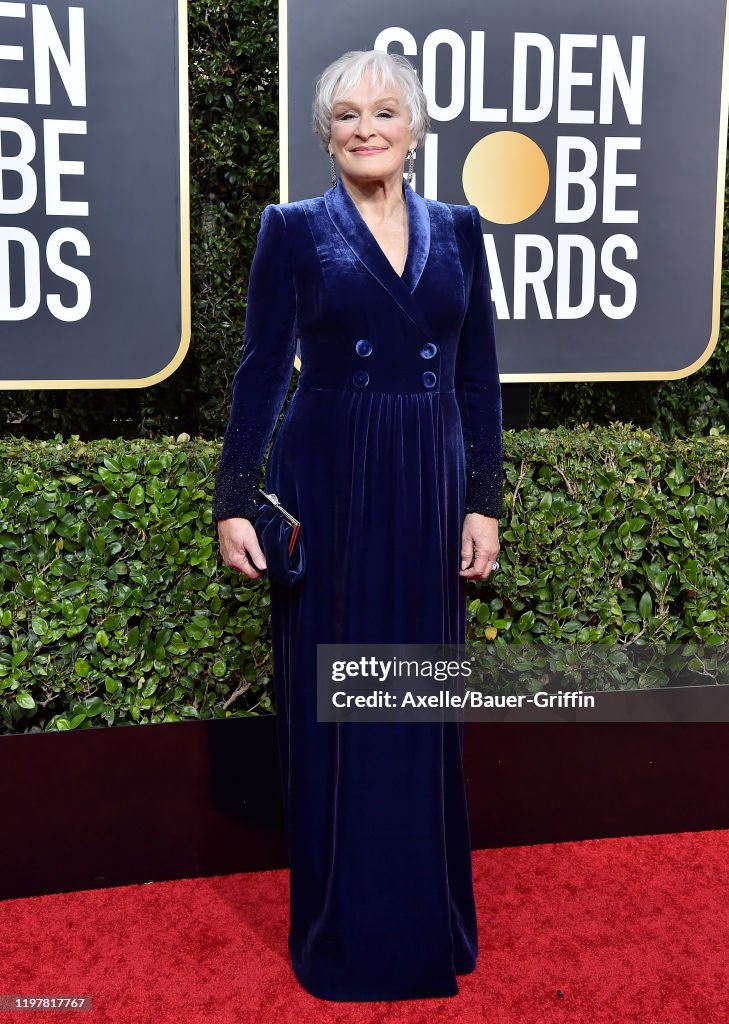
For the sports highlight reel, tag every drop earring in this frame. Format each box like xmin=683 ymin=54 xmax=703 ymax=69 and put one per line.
xmin=406 ymin=148 xmax=416 ymax=185
xmin=329 ymin=151 xmax=337 ymax=186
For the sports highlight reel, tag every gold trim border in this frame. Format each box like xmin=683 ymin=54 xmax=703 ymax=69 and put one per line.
xmin=0 ymin=0 xmax=192 ymax=390
xmin=279 ymin=0 xmax=729 ymax=382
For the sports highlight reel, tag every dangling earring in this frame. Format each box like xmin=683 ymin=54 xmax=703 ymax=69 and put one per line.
xmin=329 ymin=151 xmax=337 ymax=186
xmin=406 ymin=148 xmax=416 ymax=185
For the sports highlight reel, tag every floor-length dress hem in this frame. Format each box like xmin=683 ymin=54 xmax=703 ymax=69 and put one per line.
xmin=289 ymin=936 xmax=478 ymax=1002
xmin=291 ymin=961 xmax=462 ymax=1002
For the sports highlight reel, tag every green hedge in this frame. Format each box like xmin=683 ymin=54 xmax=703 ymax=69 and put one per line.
xmin=0 ymin=427 xmax=726 ymax=733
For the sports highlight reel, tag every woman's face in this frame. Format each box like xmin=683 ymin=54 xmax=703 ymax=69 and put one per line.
xmin=328 ymin=76 xmax=416 ymax=187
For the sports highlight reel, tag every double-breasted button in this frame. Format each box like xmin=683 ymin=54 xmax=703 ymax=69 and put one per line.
xmin=422 ymin=371 xmax=437 ymax=388
xmin=355 ymin=338 xmax=373 ymax=357
xmin=419 ymin=342 xmax=438 ymax=359
xmin=352 ymin=369 xmax=369 ymax=388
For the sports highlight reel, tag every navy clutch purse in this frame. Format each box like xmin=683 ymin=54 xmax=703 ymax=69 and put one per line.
xmin=252 ymin=489 xmax=306 ymax=586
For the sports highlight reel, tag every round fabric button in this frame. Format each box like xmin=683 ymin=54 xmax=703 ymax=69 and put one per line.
xmin=422 ymin=371 xmax=437 ymax=389
xmin=352 ymin=369 xmax=370 ymax=388
xmin=419 ymin=342 xmax=438 ymax=359
xmin=355 ymin=338 xmax=373 ymax=357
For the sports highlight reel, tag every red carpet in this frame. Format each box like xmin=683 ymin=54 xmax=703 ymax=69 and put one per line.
xmin=1 ymin=830 xmax=728 ymax=1024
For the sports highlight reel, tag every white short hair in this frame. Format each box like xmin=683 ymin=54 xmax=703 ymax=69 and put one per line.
xmin=312 ymin=50 xmax=430 ymax=152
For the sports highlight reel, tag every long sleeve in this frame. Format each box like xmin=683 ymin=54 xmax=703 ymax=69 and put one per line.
xmin=454 ymin=204 xmax=504 ymax=519
xmin=212 ymin=204 xmax=297 ymax=525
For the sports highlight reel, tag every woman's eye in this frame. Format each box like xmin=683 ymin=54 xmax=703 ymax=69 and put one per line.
xmin=335 ymin=111 xmax=394 ymax=120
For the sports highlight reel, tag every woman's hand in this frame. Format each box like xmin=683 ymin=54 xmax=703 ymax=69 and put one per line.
xmin=216 ymin=518 xmax=267 ymax=580
xmin=459 ymin=513 xmax=500 ymax=579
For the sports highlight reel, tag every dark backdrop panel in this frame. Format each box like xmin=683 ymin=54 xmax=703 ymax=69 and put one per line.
xmin=2 ymin=715 xmax=728 ymax=900
xmin=0 ymin=0 xmax=186 ymax=383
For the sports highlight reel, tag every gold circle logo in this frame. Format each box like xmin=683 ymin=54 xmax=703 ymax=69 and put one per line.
xmin=463 ymin=131 xmax=550 ymax=224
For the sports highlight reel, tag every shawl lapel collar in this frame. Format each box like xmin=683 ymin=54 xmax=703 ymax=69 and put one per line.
xmin=324 ymin=175 xmax=432 ymax=336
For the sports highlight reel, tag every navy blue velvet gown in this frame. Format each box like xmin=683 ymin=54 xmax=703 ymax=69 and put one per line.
xmin=212 ymin=174 xmax=503 ymax=1001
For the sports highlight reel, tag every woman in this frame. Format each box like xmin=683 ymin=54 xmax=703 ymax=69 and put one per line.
xmin=213 ymin=49 xmax=503 ymax=1001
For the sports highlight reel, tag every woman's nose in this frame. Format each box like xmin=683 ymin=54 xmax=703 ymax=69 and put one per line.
xmin=355 ymin=113 xmax=375 ymax=138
